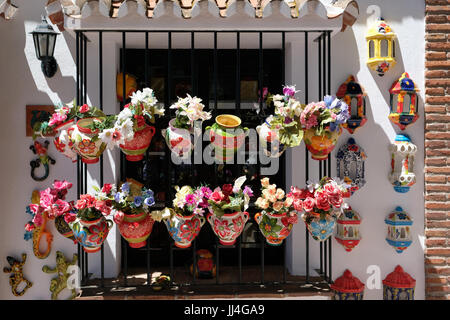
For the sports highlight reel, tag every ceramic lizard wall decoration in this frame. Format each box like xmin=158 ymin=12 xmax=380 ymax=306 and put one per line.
xmin=3 ymin=253 xmax=33 ymax=297
xmin=42 ymin=251 xmax=78 ymax=300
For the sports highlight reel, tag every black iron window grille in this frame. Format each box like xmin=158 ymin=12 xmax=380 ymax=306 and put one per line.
xmin=75 ymin=29 xmax=333 ymax=291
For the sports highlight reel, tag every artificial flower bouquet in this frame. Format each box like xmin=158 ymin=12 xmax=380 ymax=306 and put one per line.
xmin=290 ymin=176 xmax=348 ymax=242
xmin=206 ymin=176 xmax=253 ymax=245
xmin=104 ymin=87 xmax=164 ymax=161
xmin=32 ymin=100 xmax=108 ymax=139
xmin=300 ymin=95 xmax=350 ymax=160
xmin=163 ymin=94 xmax=212 ymax=158
xmin=300 ymin=95 xmax=350 ymax=135
xmin=172 ymin=185 xmax=212 ymax=217
xmin=207 ymin=176 xmax=253 ymax=219
xmin=24 ymin=180 xmax=73 ymax=240
xmin=94 ymin=179 xmax=157 ymax=248
xmin=290 ymin=176 xmax=348 ymax=221
xmin=253 ymin=177 xmax=298 ymax=245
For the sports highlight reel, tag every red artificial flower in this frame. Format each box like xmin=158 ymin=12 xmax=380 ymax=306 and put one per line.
xmin=25 ymin=223 xmax=35 ymax=232
xmin=102 ymin=183 xmax=113 ymax=194
xmin=64 ymin=212 xmax=77 ymax=224
xmin=289 ymin=186 xmax=313 ymax=199
xmin=79 ymin=104 xmax=90 ymax=113
xmin=134 ymin=115 xmax=146 ymax=127
xmin=222 ymin=184 xmax=233 ymax=196
xmin=302 ymin=197 xmax=316 ymax=212
xmin=315 ymin=191 xmax=331 ymax=211
xmin=75 ymin=199 xmax=87 ymax=210
xmin=210 ymin=191 xmax=223 ymax=203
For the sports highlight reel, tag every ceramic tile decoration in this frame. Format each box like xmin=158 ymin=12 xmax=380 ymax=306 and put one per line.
xmin=388 ymin=134 xmax=417 ymax=193
xmin=389 ymin=72 xmax=420 ymax=130
xmin=330 ymin=269 xmax=365 ymax=300
xmin=366 ymin=18 xmax=397 ymax=76
xmin=383 ymin=265 xmax=416 ymax=300
xmin=336 ymin=75 xmax=367 ymax=134
xmin=336 ymin=137 xmax=367 ymax=196
xmin=385 ymin=206 xmax=413 ymax=253
xmin=335 ymin=206 xmax=362 ymax=252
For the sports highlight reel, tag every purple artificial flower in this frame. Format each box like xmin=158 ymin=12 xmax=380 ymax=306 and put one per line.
xmin=284 ymin=117 xmax=293 ymax=124
xmin=283 ymin=85 xmax=297 ymax=97
xmin=243 ymin=186 xmax=254 ymax=197
xmin=324 ymin=95 xmax=335 ymax=108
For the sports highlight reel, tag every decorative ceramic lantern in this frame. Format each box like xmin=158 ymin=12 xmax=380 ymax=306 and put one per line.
xmin=389 ymin=72 xmax=420 ymax=130
xmin=385 ymin=206 xmax=413 ymax=253
xmin=336 ymin=76 xmax=367 ymax=134
xmin=335 ymin=207 xmax=361 ymax=252
xmin=366 ymin=18 xmax=396 ymax=76
xmin=383 ymin=265 xmax=416 ymax=300
xmin=388 ymin=134 xmax=417 ymax=193
xmin=331 ymin=269 xmax=365 ymax=300
xmin=336 ymin=138 xmax=367 ymax=196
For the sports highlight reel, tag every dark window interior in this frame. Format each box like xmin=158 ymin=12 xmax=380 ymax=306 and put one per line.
xmin=120 ymin=49 xmax=286 ymax=269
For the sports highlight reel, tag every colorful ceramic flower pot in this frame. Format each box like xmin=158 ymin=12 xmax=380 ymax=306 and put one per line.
xmin=206 ymin=114 xmax=247 ymax=162
xmin=163 ymin=212 xmax=205 ymax=248
xmin=207 ymin=211 xmax=249 ymax=245
xmin=69 ymin=216 xmax=113 ymax=253
xmin=69 ymin=118 xmax=107 ymax=164
xmin=162 ymin=119 xmax=198 ymax=158
xmin=303 ymin=127 xmax=342 ymax=161
xmin=119 ymin=124 xmax=155 ymax=162
xmin=116 ymin=212 xmax=155 ymax=248
xmin=54 ymin=214 xmax=75 ymax=242
xmin=256 ymin=118 xmax=286 ymax=158
xmin=254 ymin=211 xmax=298 ymax=246
xmin=53 ymin=119 xmax=77 ymax=162
xmin=302 ymin=212 xmax=337 ymax=242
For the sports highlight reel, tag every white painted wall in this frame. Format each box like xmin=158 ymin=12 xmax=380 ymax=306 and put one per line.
xmin=0 ymin=0 xmax=424 ymax=299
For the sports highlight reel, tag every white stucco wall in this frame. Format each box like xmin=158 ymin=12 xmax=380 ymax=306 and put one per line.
xmin=0 ymin=0 xmax=425 ymax=299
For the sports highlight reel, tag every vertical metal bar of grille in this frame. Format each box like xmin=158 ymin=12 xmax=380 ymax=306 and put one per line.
xmin=304 ymin=31 xmax=310 ymax=284
xmin=327 ymin=30 xmax=333 ymax=284
xmin=281 ymin=31 xmax=287 ymax=284
xmin=167 ymin=31 xmax=174 ymax=286
xmin=121 ymin=31 xmax=128 ymax=287
xmin=191 ymin=32 xmax=197 ymax=285
xmin=75 ymin=31 xmax=82 ymax=276
xmin=213 ymin=32 xmax=218 ymax=187
xmin=83 ymin=33 xmax=89 ymax=285
xmin=215 ymin=238 xmax=219 ymax=284
xmin=99 ymin=31 xmax=105 ymax=288
xmin=259 ymin=32 xmax=264 ymax=117
xmin=145 ymin=31 xmax=151 ymax=286
xmin=236 ymin=32 xmax=241 ymax=115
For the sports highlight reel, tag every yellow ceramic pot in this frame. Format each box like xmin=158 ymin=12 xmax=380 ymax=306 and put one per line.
xmin=303 ymin=127 xmax=342 ymax=161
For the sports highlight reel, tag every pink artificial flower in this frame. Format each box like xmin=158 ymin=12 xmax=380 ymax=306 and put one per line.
xmin=48 ymin=112 xmax=67 ymax=127
xmin=39 ymin=188 xmax=56 ymax=209
xmin=32 ymin=212 xmax=44 ymax=227
xmin=75 ymin=199 xmax=87 ymax=210
xmin=293 ymin=199 xmax=303 ymax=212
xmin=302 ymin=197 xmax=316 ymax=212
xmin=113 ymin=211 xmax=124 ymax=224
xmin=52 ymin=199 xmax=71 ymax=217
xmin=53 ymin=180 xmax=73 ymax=191
xmin=328 ymin=194 xmax=343 ymax=208
xmin=79 ymin=104 xmax=90 ymax=113
xmin=306 ymin=114 xmax=318 ymax=129
xmin=315 ymin=191 xmax=331 ymax=212
xmin=210 ymin=191 xmax=223 ymax=203
xmin=283 ymin=86 xmax=296 ymax=97
xmin=25 ymin=223 xmax=35 ymax=232
xmin=29 ymin=204 xmax=41 ymax=215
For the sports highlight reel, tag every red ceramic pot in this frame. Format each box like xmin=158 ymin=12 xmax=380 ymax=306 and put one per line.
xmin=207 ymin=211 xmax=249 ymax=245
xmin=119 ymin=124 xmax=156 ymax=161
xmin=117 ymin=212 xmax=155 ymax=248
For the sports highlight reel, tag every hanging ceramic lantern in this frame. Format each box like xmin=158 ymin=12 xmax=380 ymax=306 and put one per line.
xmin=388 ymin=134 xmax=417 ymax=193
xmin=336 ymin=138 xmax=367 ymax=196
xmin=383 ymin=265 xmax=416 ymax=300
xmin=389 ymin=72 xmax=420 ymax=130
xmin=336 ymin=76 xmax=367 ymax=134
xmin=366 ymin=19 xmax=397 ymax=76
xmin=335 ymin=206 xmax=361 ymax=252
xmin=330 ymin=269 xmax=365 ymax=300
xmin=385 ymin=206 xmax=413 ymax=253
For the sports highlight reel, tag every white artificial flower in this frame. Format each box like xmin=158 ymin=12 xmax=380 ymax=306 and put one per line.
xmin=117 ymin=108 xmax=133 ymax=123
xmin=272 ymin=94 xmax=284 ymax=101
xmin=98 ymin=128 xmax=118 ymax=150
xmin=233 ymin=176 xmax=247 ymax=192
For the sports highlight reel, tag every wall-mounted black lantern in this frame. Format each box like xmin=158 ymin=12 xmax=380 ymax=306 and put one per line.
xmin=30 ymin=16 xmax=59 ymax=78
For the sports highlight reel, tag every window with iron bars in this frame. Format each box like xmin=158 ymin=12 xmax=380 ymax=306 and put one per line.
xmin=75 ymin=30 xmax=334 ymax=291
